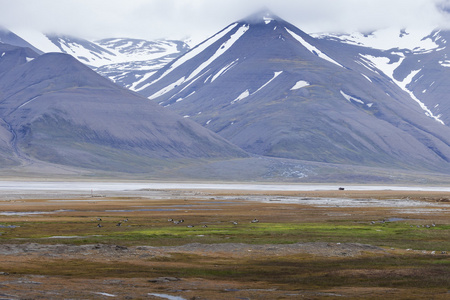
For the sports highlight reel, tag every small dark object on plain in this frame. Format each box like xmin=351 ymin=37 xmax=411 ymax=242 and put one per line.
xmin=338 ymin=187 xmax=345 ymax=191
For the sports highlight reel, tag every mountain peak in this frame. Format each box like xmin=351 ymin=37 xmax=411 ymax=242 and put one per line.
xmin=240 ymin=8 xmax=282 ymax=25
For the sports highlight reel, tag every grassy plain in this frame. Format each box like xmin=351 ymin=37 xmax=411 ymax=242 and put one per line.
xmin=0 ymin=187 xmax=449 ymax=299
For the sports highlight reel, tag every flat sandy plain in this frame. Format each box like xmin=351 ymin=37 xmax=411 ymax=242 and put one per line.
xmin=0 ymin=182 xmax=449 ymax=299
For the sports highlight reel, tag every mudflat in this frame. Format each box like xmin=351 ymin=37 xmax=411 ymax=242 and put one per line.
xmin=0 ymin=186 xmax=449 ymax=299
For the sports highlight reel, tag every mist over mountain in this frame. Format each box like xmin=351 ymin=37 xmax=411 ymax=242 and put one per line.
xmin=0 ymin=27 xmax=43 ymax=54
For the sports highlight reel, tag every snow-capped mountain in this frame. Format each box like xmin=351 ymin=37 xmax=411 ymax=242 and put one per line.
xmin=7 ymin=29 xmax=188 ymax=66
xmin=314 ymin=27 xmax=440 ymax=53
xmin=1 ymin=28 xmax=189 ymax=90
xmin=4 ymin=29 xmax=111 ymax=65
xmin=135 ymin=10 xmax=450 ymax=173
xmin=94 ymin=38 xmax=189 ymax=90
xmin=97 ymin=38 xmax=189 ymax=59
xmin=316 ymin=28 xmax=450 ymax=125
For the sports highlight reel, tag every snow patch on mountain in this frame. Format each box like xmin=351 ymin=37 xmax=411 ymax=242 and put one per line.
xmin=148 ymin=23 xmax=239 ymax=87
xmin=97 ymin=38 xmax=184 ymax=63
xmin=212 ymin=59 xmax=239 ymax=82
xmin=285 ymin=28 xmax=343 ymax=68
xmin=53 ymin=38 xmax=114 ymax=67
xmin=231 ymin=90 xmax=250 ymax=104
xmin=229 ymin=71 xmax=284 ymax=105
xmin=176 ymin=91 xmax=196 ymax=103
xmin=361 ymin=73 xmax=372 ymax=82
xmin=131 ymin=72 xmax=157 ymax=91
xmin=264 ymin=16 xmax=274 ymax=24
xmin=359 ymin=54 xmax=404 ymax=78
xmin=316 ymin=27 xmax=439 ymax=53
xmin=291 ymin=80 xmax=310 ymax=90
xmin=440 ymin=60 xmax=450 ymax=67
xmin=253 ymin=71 xmax=283 ymax=94
xmin=340 ymin=90 xmax=365 ymax=105
xmin=149 ymin=76 xmax=185 ymax=100
xmin=186 ymin=25 xmax=249 ymax=82
xmin=18 ymin=96 xmax=39 ymax=108
xmin=11 ymin=29 xmax=60 ymax=52
xmin=168 ymin=71 xmax=208 ymax=103
xmin=395 ymin=70 xmax=445 ymax=125
xmin=359 ymin=54 xmax=444 ymax=125
xmin=146 ymin=24 xmax=251 ymax=101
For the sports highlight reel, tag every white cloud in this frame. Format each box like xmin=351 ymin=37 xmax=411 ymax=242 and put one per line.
xmin=0 ymin=0 xmax=449 ymax=41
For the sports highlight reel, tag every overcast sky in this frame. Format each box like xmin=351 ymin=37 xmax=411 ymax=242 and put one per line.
xmin=1 ymin=0 xmax=450 ymax=42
